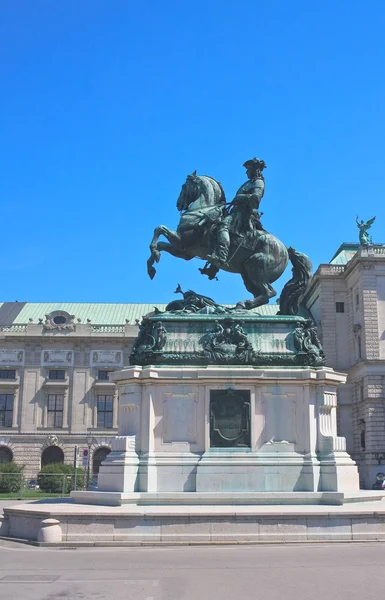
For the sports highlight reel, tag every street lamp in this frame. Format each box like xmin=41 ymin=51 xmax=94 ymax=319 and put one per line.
xmin=86 ymin=435 xmax=94 ymax=488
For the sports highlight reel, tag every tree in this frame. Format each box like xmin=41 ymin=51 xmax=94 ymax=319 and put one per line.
xmin=0 ymin=462 xmax=24 ymax=493
xmin=38 ymin=463 xmax=85 ymax=494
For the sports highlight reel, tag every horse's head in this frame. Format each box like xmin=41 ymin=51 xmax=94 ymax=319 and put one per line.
xmin=176 ymin=171 xmax=226 ymax=212
xmin=176 ymin=171 xmax=200 ymax=212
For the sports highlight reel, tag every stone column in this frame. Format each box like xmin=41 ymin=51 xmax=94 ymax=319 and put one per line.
xmin=112 ymin=388 xmax=119 ymax=429
xmin=43 ymin=392 xmax=48 ymax=427
xmin=137 ymin=384 xmax=157 ymax=491
xmin=319 ymin=284 xmax=338 ymax=366
xmin=360 ymin=268 xmax=380 ymax=360
xmin=92 ymin=391 xmax=98 ymax=428
xmin=12 ymin=387 xmax=19 ymax=429
xmin=62 ymin=388 xmax=69 ymax=429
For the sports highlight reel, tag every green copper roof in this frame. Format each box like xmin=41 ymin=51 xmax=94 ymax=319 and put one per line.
xmin=0 ymin=302 xmax=281 ymax=325
xmin=0 ymin=303 xmax=168 ymax=325
xmin=330 ymin=243 xmax=359 ymax=265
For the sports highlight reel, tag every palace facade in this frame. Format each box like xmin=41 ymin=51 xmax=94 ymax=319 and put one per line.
xmin=306 ymin=243 xmax=385 ymax=488
xmin=0 ymin=303 xmax=164 ymax=478
xmin=1 ymin=242 xmax=385 ymax=487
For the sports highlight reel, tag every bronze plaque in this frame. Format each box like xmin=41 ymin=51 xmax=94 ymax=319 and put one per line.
xmin=210 ymin=389 xmax=251 ymax=448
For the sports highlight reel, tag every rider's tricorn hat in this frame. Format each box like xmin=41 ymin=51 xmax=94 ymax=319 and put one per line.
xmin=243 ymin=157 xmax=267 ymax=171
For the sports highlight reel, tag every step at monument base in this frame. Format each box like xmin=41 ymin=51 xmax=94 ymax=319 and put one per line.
xmin=70 ymin=490 xmax=385 ymax=506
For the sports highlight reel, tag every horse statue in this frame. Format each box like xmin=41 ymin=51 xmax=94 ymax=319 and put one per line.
xmin=147 ymin=171 xmax=312 ymax=312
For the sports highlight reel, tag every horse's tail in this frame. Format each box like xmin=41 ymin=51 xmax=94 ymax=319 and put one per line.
xmin=278 ymin=247 xmax=312 ymax=315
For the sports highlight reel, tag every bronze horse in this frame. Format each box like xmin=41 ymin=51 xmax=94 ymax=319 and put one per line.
xmin=147 ymin=173 xmax=311 ymax=311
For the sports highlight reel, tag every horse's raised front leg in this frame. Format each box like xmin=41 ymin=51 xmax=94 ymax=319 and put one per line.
xmin=156 ymin=241 xmax=193 ymax=261
xmin=149 ymin=225 xmax=181 ymax=261
xmin=147 ymin=225 xmax=183 ymax=279
xmin=147 ymin=241 xmax=191 ymax=280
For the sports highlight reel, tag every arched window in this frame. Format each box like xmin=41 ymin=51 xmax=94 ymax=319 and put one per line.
xmin=41 ymin=446 xmax=64 ymax=468
xmin=0 ymin=446 xmax=13 ymax=464
xmin=92 ymin=447 xmax=111 ymax=474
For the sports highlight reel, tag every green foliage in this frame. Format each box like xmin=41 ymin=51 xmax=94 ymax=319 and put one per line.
xmin=38 ymin=463 xmax=86 ymax=494
xmin=0 ymin=461 xmax=24 ymax=493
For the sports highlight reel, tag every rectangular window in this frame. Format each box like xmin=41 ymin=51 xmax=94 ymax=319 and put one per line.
xmin=0 ymin=394 xmax=14 ymax=427
xmin=358 ymin=335 xmax=362 ymax=360
xmin=97 ymin=394 xmax=113 ymax=428
xmin=0 ymin=370 xmax=16 ymax=380
xmin=47 ymin=394 xmax=64 ymax=428
xmin=360 ymin=384 xmax=364 ymax=402
xmin=48 ymin=370 xmax=65 ymax=380
xmin=356 ymin=293 xmax=360 ymax=308
xmin=97 ymin=370 xmax=111 ymax=381
xmin=335 ymin=302 xmax=345 ymax=313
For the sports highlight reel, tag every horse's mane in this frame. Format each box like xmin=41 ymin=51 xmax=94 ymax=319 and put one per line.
xmin=197 ymin=175 xmax=226 ymax=205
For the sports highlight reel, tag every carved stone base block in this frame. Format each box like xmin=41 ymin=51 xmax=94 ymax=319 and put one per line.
xmin=71 ymin=365 xmax=360 ymax=500
xmin=95 ymin=435 xmax=139 ymax=493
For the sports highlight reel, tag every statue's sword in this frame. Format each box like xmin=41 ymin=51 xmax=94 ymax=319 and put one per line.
xmin=226 ymin=236 xmax=246 ymax=265
xmin=226 ymin=211 xmax=264 ymax=265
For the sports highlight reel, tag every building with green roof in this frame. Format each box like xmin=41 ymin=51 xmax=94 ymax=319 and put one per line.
xmin=1 ymin=241 xmax=385 ymax=487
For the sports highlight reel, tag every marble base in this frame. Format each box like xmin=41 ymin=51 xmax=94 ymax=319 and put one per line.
xmin=96 ymin=365 xmax=360 ymax=495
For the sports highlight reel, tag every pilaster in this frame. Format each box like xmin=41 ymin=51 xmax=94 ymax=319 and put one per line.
xmin=360 ymin=267 xmax=380 ymax=359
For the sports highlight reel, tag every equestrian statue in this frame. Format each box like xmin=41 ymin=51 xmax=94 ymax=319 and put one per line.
xmin=147 ymin=158 xmax=312 ymax=314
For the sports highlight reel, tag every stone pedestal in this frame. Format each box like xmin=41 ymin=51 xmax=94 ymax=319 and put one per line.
xmin=74 ymin=364 xmax=359 ymax=502
xmin=72 ymin=310 xmax=360 ymax=504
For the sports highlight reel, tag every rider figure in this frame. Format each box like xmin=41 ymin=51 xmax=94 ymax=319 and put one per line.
xmin=207 ymin=157 xmax=266 ymax=267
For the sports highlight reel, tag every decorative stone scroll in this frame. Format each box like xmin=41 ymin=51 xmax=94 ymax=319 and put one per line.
xmin=46 ymin=435 xmax=59 ymax=447
xmin=42 ymin=350 xmax=73 ymax=365
xmin=91 ymin=351 xmax=123 ymax=366
xmin=0 ymin=349 xmax=24 ymax=364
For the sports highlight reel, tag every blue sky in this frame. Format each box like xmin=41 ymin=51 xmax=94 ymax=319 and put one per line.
xmin=1 ymin=1 xmax=384 ymax=305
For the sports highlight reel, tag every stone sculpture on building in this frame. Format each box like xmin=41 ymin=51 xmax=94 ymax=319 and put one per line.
xmin=356 ymin=216 xmax=376 ymax=246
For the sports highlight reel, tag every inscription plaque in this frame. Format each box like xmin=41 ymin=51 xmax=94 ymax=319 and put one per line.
xmin=210 ymin=389 xmax=251 ymax=448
